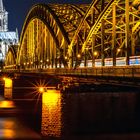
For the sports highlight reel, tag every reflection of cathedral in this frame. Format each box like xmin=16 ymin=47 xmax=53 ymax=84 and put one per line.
xmin=0 ymin=0 xmax=18 ymax=61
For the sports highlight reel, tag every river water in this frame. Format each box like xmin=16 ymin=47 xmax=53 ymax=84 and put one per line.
xmin=1 ymin=78 xmax=140 ymax=140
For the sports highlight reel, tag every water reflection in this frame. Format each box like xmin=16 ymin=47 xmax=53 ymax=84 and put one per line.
xmin=0 ymin=78 xmax=15 ymax=108
xmin=0 ymin=118 xmax=15 ymax=139
xmin=0 ymin=100 xmax=15 ymax=108
xmin=41 ymin=90 xmax=61 ymax=137
xmin=3 ymin=78 xmax=13 ymax=99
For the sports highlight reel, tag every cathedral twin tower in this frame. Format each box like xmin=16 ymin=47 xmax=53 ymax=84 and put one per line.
xmin=0 ymin=0 xmax=8 ymax=31
xmin=0 ymin=0 xmax=18 ymax=64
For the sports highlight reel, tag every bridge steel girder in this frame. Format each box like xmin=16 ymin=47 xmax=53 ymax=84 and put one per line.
xmin=5 ymin=0 xmax=140 ymax=70
xmin=17 ymin=4 xmax=88 ymax=69
xmin=69 ymin=0 xmax=140 ymax=68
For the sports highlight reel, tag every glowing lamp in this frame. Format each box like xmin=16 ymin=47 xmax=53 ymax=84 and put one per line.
xmin=39 ymin=87 xmax=45 ymax=93
xmin=77 ymin=54 xmax=81 ymax=58
xmin=93 ymin=51 xmax=98 ymax=56
xmin=117 ymin=48 xmax=121 ymax=52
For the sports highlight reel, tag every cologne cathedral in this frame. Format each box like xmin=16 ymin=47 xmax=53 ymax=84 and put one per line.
xmin=0 ymin=0 xmax=18 ymax=63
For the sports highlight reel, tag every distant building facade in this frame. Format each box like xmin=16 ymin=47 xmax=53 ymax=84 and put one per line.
xmin=0 ymin=0 xmax=18 ymax=62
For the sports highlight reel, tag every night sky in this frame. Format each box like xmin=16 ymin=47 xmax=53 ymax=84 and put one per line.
xmin=4 ymin=0 xmax=92 ymax=36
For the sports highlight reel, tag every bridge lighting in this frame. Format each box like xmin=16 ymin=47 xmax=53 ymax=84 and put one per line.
xmin=77 ymin=54 xmax=81 ymax=59
xmin=65 ymin=56 xmax=68 ymax=60
xmin=3 ymin=77 xmax=6 ymax=81
xmin=117 ymin=48 xmax=121 ymax=52
xmin=93 ymin=51 xmax=98 ymax=56
xmin=39 ymin=87 xmax=45 ymax=93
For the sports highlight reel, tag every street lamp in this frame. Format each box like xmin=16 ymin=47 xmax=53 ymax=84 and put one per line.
xmin=77 ymin=54 xmax=81 ymax=59
xmin=39 ymin=87 xmax=45 ymax=93
xmin=117 ymin=48 xmax=121 ymax=53
xmin=65 ymin=56 xmax=68 ymax=60
xmin=93 ymin=51 xmax=98 ymax=56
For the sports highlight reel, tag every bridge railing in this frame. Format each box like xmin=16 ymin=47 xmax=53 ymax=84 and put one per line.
xmin=2 ymin=65 xmax=140 ymax=78
xmin=54 ymin=66 xmax=140 ymax=78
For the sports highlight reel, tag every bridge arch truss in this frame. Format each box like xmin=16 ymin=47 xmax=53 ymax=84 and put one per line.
xmin=16 ymin=4 xmax=88 ymax=69
xmin=5 ymin=0 xmax=140 ymax=70
xmin=68 ymin=0 xmax=140 ymax=68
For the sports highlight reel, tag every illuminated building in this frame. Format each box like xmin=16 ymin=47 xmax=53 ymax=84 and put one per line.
xmin=0 ymin=0 xmax=18 ymax=66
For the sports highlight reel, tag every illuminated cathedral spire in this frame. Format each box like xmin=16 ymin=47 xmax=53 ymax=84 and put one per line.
xmin=0 ymin=0 xmax=3 ymax=12
xmin=0 ymin=0 xmax=18 ymax=64
xmin=0 ymin=0 xmax=8 ymax=31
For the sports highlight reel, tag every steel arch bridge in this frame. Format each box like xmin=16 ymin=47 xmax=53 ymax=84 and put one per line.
xmin=4 ymin=0 xmax=140 ymax=70
xmin=4 ymin=45 xmax=18 ymax=69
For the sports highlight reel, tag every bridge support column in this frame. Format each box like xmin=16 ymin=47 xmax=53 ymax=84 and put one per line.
xmin=131 ymin=33 xmax=135 ymax=56
xmin=101 ymin=19 xmax=105 ymax=66
xmin=92 ymin=34 xmax=96 ymax=67
xmin=125 ymin=0 xmax=130 ymax=65
xmin=131 ymin=15 xmax=135 ymax=56
xmin=101 ymin=0 xmax=105 ymax=66
xmin=84 ymin=49 xmax=87 ymax=67
xmin=71 ymin=52 xmax=74 ymax=68
xmin=112 ymin=4 xmax=116 ymax=66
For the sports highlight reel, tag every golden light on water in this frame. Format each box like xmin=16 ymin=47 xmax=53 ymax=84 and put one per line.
xmin=0 ymin=119 xmax=16 ymax=139
xmin=0 ymin=101 xmax=15 ymax=108
xmin=41 ymin=90 xmax=62 ymax=137
xmin=3 ymin=129 xmax=15 ymax=138
xmin=42 ymin=91 xmax=60 ymax=107
xmin=3 ymin=78 xmax=13 ymax=99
